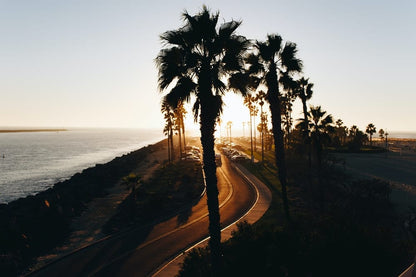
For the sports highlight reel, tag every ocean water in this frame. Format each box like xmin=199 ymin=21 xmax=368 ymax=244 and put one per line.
xmin=0 ymin=128 xmax=163 ymax=204
xmin=389 ymin=132 xmax=416 ymax=139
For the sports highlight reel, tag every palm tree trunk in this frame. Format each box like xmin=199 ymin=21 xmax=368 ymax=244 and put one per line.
xmin=178 ymin=125 xmax=182 ymax=159
xmin=199 ymin=99 xmax=222 ymax=275
xmin=267 ymin=65 xmax=290 ymax=222
xmin=169 ymin=127 xmax=174 ymax=161
xmin=316 ymin=141 xmax=324 ymax=210
xmin=301 ymin=97 xmax=312 ymax=170
xmin=167 ymin=137 xmax=171 ymax=163
xmin=250 ymin=114 xmax=254 ymax=162
xmin=182 ymin=117 xmax=186 ymax=150
xmin=260 ymin=106 xmax=264 ymax=163
xmin=253 ymin=115 xmax=256 ymax=151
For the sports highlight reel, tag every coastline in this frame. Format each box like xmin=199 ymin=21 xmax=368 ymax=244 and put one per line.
xmin=0 ymin=129 xmax=67 ymax=133
xmin=0 ymin=139 xmax=167 ymax=275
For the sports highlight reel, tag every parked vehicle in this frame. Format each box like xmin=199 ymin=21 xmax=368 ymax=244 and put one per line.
xmin=215 ymin=153 xmax=222 ymax=167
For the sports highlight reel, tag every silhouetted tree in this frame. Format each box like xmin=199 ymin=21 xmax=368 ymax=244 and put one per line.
xmin=279 ymin=73 xmax=297 ymax=146
xmin=378 ymin=128 xmax=385 ymax=140
xmin=255 ymin=90 xmax=267 ymax=163
xmin=244 ymin=94 xmax=256 ymax=162
xmin=296 ymin=77 xmax=313 ymax=167
xmin=227 ymin=121 xmax=233 ymax=145
xmin=176 ymin=101 xmax=187 ymax=151
xmin=334 ymin=119 xmax=347 ymax=147
xmin=307 ymin=105 xmax=333 ymax=209
xmin=161 ymin=99 xmax=175 ymax=162
xmin=308 ymin=106 xmax=334 ymax=170
xmin=156 ymin=6 xmax=249 ymax=273
xmin=348 ymin=125 xmax=367 ymax=151
xmin=366 ymin=123 xmax=376 ymax=146
xmin=246 ymin=34 xmax=303 ymax=221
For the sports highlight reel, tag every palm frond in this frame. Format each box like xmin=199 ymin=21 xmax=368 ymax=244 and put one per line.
xmin=266 ymin=34 xmax=282 ymax=53
xmin=281 ymin=42 xmax=303 ymax=73
xmin=155 ymin=47 xmax=184 ymax=90
xmin=192 ymin=98 xmax=200 ymax=122
xmin=218 ymin=20 xmax=242 ymax=41
xmin=165 ymin=77 xmax=196 ymax=108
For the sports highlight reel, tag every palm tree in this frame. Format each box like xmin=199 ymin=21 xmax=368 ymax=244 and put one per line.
xmin=308 ymin=106 xmax=334 ymax=169
xmin=176 ymin=101 xmax=187 ymax=150
xmin=334 ymin=119 xmax=347 ymax=147
xmin=227 ymin=121 xmax=233 ymax=145
xmin=161 ymin=99 xmax=174 ymax=163
xmin=156 ymin=6 xmax=249 ymax=273
xmin=246 ymin=34 xmax=303 ymax=221
xmin=308 ymin=105 xmax=333 ymax=209
xmin=379 ymin=128 xmax=385 ymax=139
xmin=279 ymin=73 xmax=297 ymax=146
xmin=366 ymin=123 xmax=376 ymax=146
xmin=296 ymin=77 xmax=313 ymax=167
xmin=255 ymin=90 xmax=267 ymax=163
xmin=173 ymin=108 xmax=183 ymax=158
xmin=244 ymin=94 xmax=256 ymax=162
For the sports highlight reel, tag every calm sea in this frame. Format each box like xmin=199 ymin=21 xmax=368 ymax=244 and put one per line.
xmin=0 ymin=128 xmax=163 ymax=204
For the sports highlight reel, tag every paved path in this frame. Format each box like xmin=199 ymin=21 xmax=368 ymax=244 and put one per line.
xmin=152 ymin=161 xmax=272 ymax=277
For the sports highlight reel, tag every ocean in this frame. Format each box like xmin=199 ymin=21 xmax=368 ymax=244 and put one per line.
xmin=0 ymin=128 xmax=163 ymax=204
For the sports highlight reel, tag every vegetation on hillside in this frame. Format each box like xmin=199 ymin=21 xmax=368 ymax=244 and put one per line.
xmin=103 ymin=160 xmax=204 ymax=234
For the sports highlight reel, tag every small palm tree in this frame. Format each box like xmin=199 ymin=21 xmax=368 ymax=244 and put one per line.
xmin=379 ymin=128 xmax=385 ymax=139
xmin=366 ymin=123 xmax=377 ymax=146
xmin=308 ymin=105 xmax=333 ymax=209
xmin=308 ymin=106 xmax=334 ymax=168
xmin=156 ymin=6 xmax=249 ymax=273
xmin=296 ymin=77 xmax=313 ymax=167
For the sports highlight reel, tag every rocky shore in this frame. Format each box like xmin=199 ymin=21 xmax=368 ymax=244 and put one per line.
xmin=0 ymin=140 xmax=166 ymax=276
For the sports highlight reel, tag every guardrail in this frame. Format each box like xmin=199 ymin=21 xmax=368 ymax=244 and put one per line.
xmin=399 ymin=263 xmax=414 ymax=277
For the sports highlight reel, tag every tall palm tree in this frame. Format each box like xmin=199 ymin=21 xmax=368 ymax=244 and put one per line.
xmin=156 ymin=6 xmax=249 ymax=273
xmin=279 ymin=72 xmax=297 ymax=146
xmin=227 ymin=121 xmax=233 ymax=145
xmin=246 ymin=34 xmax=303 ymax=221
xmin=176 ymin=101 xmax=187 ymax=150
xmin=161 ymin=99 xmax=174 ymax=163
xmin=173 ymin=108 xmax=183 ymax=158
xmin=296 ymin=77 xmax=313 ymax=167
xmin=255 ymin=90 xmax=267 ymax=163
xmin=244 ymin=94 xmax=256 ymax=162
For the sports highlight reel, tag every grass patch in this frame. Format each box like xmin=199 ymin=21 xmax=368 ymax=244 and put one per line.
xmin=179 ymin=147 xmax=415 ymax=276
xmin=103 ymin=160 xmax=204 ymax=233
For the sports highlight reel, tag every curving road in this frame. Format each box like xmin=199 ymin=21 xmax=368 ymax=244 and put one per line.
xmin=28 ymin=154 xmax=259 ymax=277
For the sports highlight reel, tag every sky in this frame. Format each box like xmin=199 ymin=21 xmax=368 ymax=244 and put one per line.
xmin=1 ymin=0 xmax=415 ymax=133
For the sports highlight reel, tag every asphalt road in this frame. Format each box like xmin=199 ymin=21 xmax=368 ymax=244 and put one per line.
xmin=28 ymin=155 xmax=256 ymax=277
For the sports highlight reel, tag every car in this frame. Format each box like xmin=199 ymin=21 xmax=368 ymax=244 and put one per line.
xmin=231 ymin=154 xmax=249 ymax=162
xmin=215 ymin=153 xmax=222 ymax=167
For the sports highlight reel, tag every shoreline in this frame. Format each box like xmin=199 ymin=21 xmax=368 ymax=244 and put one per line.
xmin=0 ymin=129 xmax=67 ymax=133
xmin=0 ymin=139 xmax=167 ymax=275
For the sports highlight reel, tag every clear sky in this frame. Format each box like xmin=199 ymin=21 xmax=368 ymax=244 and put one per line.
xmin=1 ymin=0 xmax=415 ymax=133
